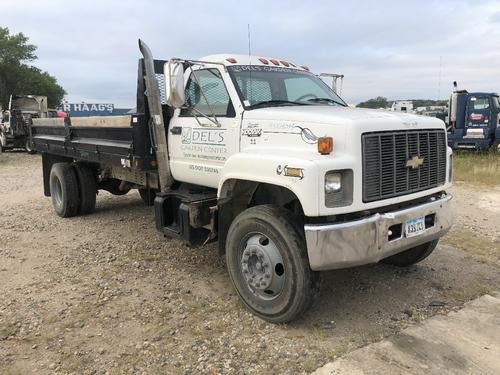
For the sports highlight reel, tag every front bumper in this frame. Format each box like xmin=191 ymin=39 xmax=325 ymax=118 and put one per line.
xmin=304 ymin=193 xmax=453 ymax=271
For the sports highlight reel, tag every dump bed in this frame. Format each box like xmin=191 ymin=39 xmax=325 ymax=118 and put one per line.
xmin=30 ymin=113 xmax=155 ymax=170
xmin=29 ymin=58 xmax=170 ymax=172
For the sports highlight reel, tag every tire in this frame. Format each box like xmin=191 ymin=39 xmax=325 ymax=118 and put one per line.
xmin=74 ymin=163 xmax=97 ymax=214
xmin=139 ymin=188 xmax=157 ymax=206
xmin=491 ymin=140 xmax=500 ymax=154
xmin=49 ymin=163 xmax=80 ymax=218
xmin=25 ymin=138 xmax=36 ymax=154
xmin=381 ymin=240 xmax=438 ymax=267
xmin=225 ymin=205 xmax=320 ymax=323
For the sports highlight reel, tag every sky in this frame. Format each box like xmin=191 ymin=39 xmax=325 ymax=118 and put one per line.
xmin=3 ymin=0 xmax=500 ymax=107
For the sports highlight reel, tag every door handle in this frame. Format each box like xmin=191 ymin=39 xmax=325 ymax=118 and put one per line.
xmin=170 ymin=126 xmax=182 ymax=135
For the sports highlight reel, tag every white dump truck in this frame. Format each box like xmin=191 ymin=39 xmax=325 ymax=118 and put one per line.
xmin=29 ymin=40 xmax=453 ymax=323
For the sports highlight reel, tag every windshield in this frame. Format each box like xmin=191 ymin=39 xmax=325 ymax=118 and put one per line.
xmin=227 ymin=65 xmax=346 ymax=109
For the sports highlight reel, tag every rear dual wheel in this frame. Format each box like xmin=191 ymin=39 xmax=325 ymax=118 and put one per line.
xmin=49 ymin=162 xmax=96 ymax=217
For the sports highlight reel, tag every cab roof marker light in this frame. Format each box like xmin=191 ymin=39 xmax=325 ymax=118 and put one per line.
xmin=289 ymin=62 xmax=297 ymax=67
xmin=259 ymin=58 xmax=269 ymax=65
xmin=226 ymin=57 xmax=237 ymax=63
xmin=270 ymin=59 xmax=280 ymax=66
xmin=301 ymin=65 xmax=310 ymax=71
xmin=280 ymin=61 xmax=290 ymax=67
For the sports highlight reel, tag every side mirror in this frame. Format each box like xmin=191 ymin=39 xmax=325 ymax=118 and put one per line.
xmin=164 ymin=61 xmax=185 ymax=108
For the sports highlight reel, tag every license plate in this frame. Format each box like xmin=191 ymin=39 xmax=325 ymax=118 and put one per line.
xmin=404 ymin=216 xmax=426 ymax=238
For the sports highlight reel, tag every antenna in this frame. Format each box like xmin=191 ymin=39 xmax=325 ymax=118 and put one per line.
xmin=437 ymin=55 xmax=442 ymax=102
xmin=248 ymin=23 xmax=253 ymax=103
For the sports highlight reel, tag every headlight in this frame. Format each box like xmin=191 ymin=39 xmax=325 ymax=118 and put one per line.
xmin=325 ymin=170 xmax=353 ymax=207
xmin=325 ymin=173 xmax=342 ymax=193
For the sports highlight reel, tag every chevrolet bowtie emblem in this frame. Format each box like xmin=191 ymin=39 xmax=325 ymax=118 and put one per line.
xmin=406 ymin=155 xmax=424 ymax=169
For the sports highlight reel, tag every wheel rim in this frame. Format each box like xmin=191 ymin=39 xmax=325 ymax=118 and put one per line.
xmin=52 ymin=178 xmax=63 ymax=207
xmin=240 ymin=233 xmax=285 ymax=301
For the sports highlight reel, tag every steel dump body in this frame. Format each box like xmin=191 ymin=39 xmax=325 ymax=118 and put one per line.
xmin=30 ymin=59 xmax=169 ymax=173
xmin=31 ymin=115 xmax=154 ymax=170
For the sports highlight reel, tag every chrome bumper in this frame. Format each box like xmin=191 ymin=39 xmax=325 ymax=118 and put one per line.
xmin=304 ymin=194 xmax=453 ymax=271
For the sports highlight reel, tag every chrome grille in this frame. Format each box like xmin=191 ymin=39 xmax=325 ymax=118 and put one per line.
xmin=362 ymin=129 xmax=447 ymax=202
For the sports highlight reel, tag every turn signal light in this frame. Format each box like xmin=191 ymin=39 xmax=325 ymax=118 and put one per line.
xmin=318 ymin=137 xmax=333 ymax=155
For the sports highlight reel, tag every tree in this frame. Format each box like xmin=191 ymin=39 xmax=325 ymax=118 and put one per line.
xmin=0 ymin=27 xmax=65 ymax=109
xmin=357 ymin=96 xmax=390 ymax=109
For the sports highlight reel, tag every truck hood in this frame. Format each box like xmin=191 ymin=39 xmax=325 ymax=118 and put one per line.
xmin=241 ymin=105 xmax=446 ymax=156
xmin=243 ymin=105 xmax=442 ymax=128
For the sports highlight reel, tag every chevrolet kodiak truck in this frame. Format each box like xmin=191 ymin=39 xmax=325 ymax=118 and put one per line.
xmin=29 ymin=40 xmax=453 ymax=323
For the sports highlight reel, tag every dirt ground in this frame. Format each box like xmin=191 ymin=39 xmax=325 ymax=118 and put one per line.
xmin=0 ymin=152 xmax=499 ymax=375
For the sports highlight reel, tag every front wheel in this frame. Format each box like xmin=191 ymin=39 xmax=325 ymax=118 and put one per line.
xmin=381 ymin=240 xmax=438 ymax=267
xmin=225 ymin=205 xmax=320 ymax=323
xmin=491 ymin=140 xmax=500 ymax=154
xmin=25 ymin=139 xmax=36 ymax=154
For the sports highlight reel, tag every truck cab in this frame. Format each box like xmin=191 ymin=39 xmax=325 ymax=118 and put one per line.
xmin=447 ymin=87 xmax=500 ymax=152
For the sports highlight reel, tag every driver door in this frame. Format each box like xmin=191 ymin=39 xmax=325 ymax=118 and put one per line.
xmin=168 ymin=66 xmax=241 ymax=188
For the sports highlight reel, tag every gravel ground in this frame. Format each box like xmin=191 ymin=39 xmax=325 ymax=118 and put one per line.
xmin=0 ymin=152 xmax=499 ymax=375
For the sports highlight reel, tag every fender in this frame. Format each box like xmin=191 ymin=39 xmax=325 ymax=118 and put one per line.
xmin=218 ymin=151 xmax=320 ymax=216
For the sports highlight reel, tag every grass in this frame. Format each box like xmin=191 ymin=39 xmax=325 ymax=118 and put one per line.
xmin=443 ymin=226 xmax=500 ymax=268
xmin=452 ymin=151 xmax=500 ymax=186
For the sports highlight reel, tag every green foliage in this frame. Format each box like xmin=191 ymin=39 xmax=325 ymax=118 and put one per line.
xmin=356 ymin=96 xmax=389 ymax=109
xmin=412 ymin=99 xmax=448 ymax=108
xmin=0 ymin=27 xmax=65 ymax=109
xmin=357 ymin=97 xmax=449 ymax=110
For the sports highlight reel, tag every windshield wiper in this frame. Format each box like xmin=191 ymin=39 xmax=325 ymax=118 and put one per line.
xmin=307 ymin=97 xmax=343 ymax=105
xmin=248 ymin=100 xmax=307 ymax=109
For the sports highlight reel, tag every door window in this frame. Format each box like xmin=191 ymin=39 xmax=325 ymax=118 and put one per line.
xmin=182 ymin=69 xmax=235 ymax=117
xmin=470 ymin=97 xmax=490 ymax=110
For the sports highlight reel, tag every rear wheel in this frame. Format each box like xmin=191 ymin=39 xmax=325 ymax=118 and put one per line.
xmin=139 ymin=188 xmax=157 ymax=206
xmin=74 ymin=163 xmax=97 ymax=214
xmin=50 ymin=163 xmax=80 ymax=218
xmin=382 ymin=240 xmax=438 ymax=267
xmin=225 ymin=205 xmax=320 ymax=323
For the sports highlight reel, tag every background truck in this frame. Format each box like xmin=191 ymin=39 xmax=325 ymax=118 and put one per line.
xmin=0 ymin=94 xmax=48 ymax=153
xmin=447 ymin=82 xmax=500 ymax=152
xmin=29 ymin=40 xmax=453 ymax=323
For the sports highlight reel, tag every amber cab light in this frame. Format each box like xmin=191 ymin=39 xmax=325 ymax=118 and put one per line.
xmin=226 ymin=57 xmax=237 ymax=63
xmin=318 ymin=137 xmax=333 ymax=155
xmin=259 ymin=58 xmax=269 ymax=64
